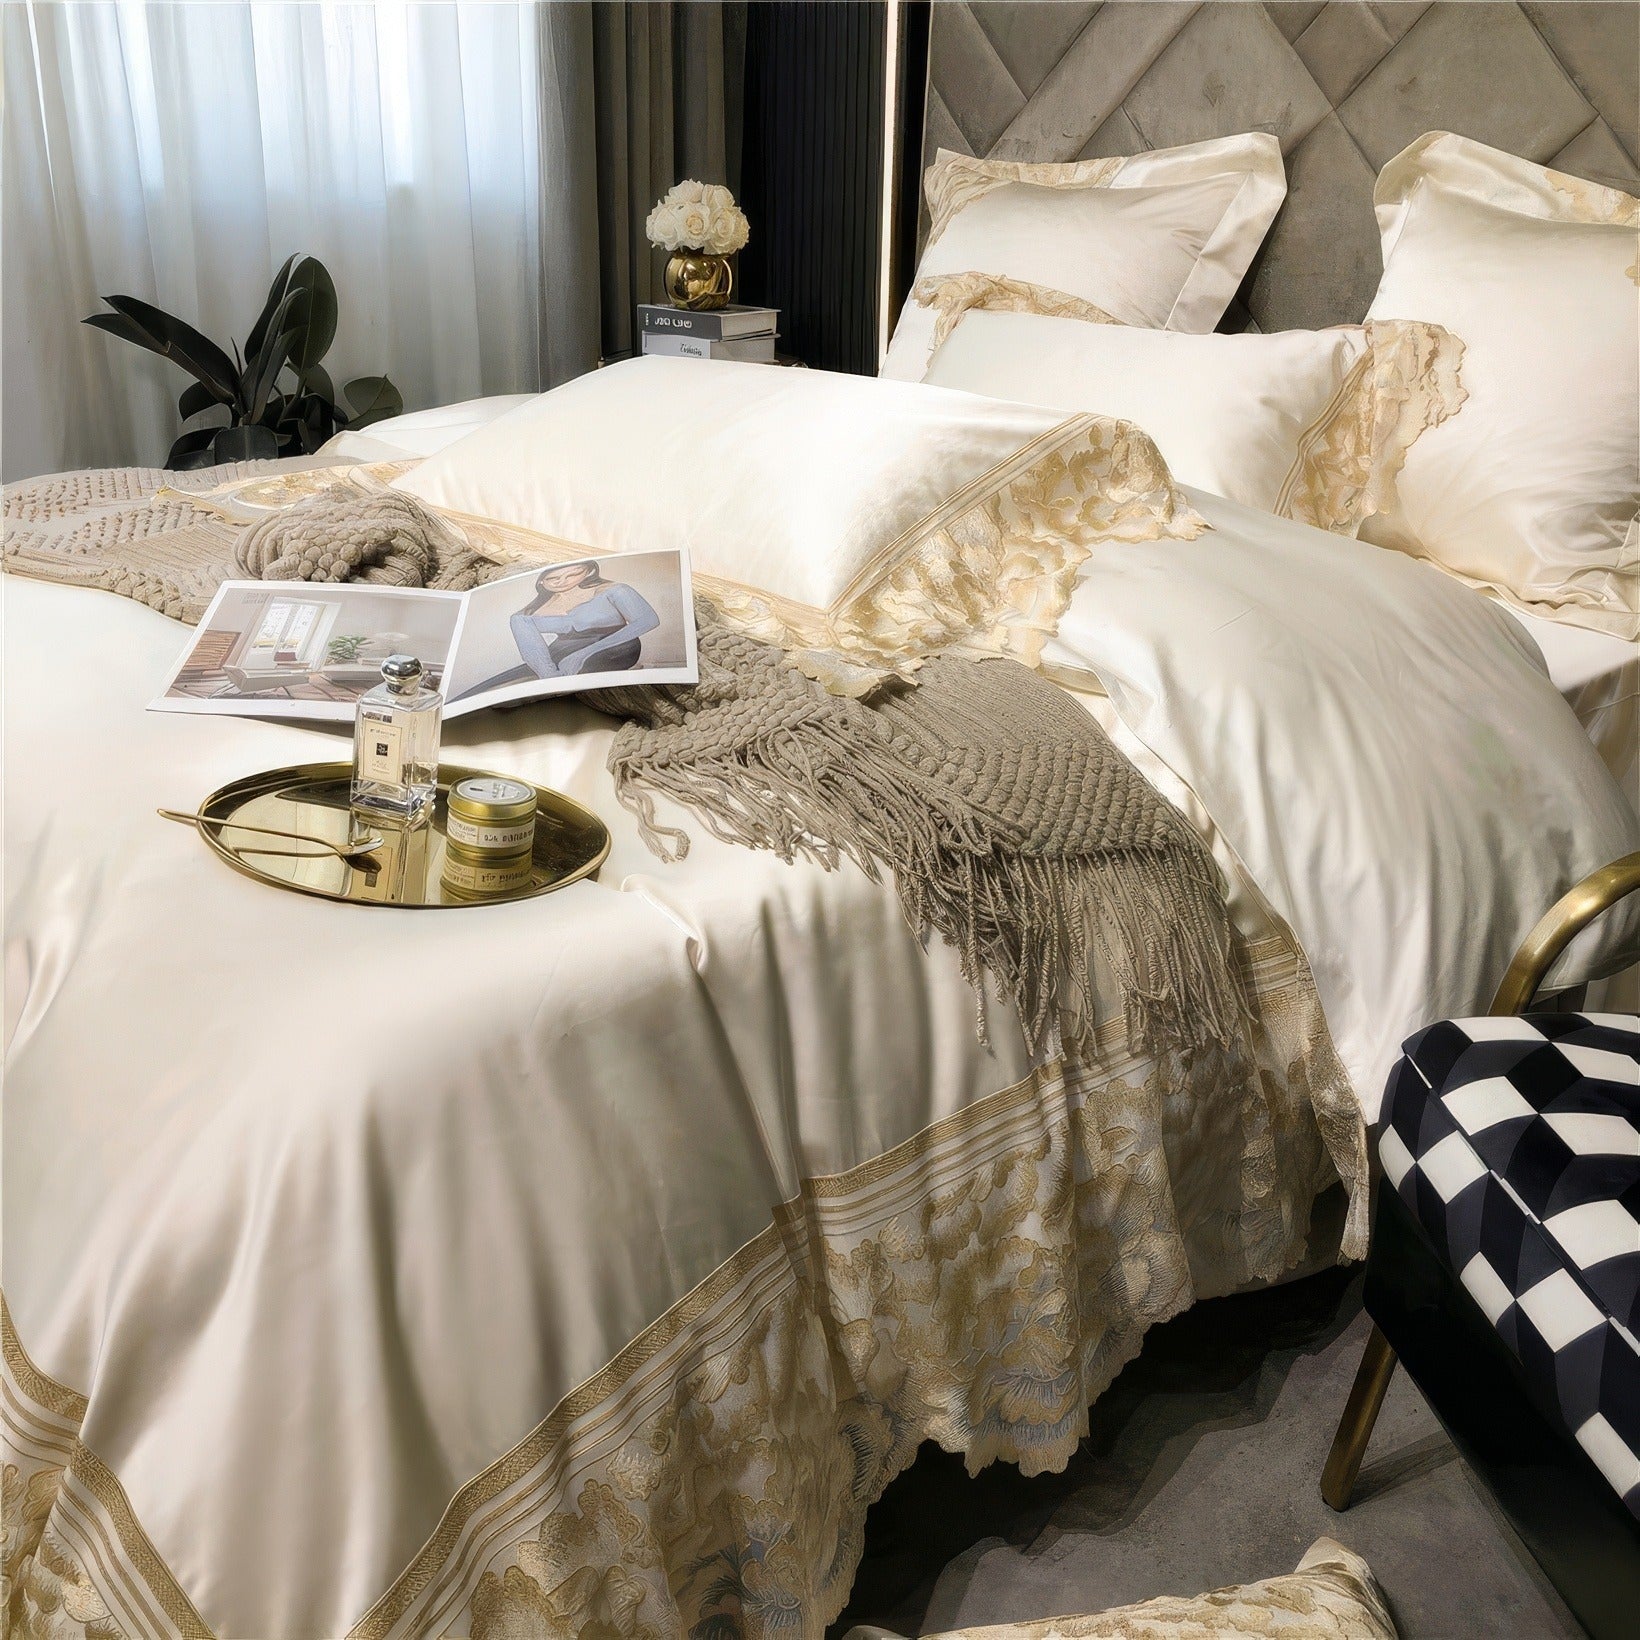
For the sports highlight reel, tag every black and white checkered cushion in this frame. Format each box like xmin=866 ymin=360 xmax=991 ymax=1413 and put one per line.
xmin=1377 ymin=1013 xmax=1640 ymax=1516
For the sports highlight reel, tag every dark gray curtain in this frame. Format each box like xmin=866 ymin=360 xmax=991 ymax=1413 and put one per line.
xmin=591 ymin=2 xmax=747 ymax=358
xmin=535 ymin=2 xmax=746 ymax=381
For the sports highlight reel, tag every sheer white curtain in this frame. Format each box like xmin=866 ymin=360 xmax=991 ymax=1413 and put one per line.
xmin=3 ymin=2 xmax=589 ymax=481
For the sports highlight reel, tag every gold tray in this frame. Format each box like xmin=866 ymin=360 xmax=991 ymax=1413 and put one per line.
xmin=192 ymin=762 xmax=609 ymax=907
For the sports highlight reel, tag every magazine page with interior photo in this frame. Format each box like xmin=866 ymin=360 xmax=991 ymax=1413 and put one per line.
xmin=150 ymin=549 xmax=697 ymax=722
xmin=151 ymin=582 xmax=466 ymax=720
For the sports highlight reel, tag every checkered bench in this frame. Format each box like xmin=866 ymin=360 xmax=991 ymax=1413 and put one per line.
xmin=1376 ymin=1012 xmax=1640 ymax=1517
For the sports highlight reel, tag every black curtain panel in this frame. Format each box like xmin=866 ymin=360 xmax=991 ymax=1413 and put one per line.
xmin=738 ymin=1 xmax=893 ymax=375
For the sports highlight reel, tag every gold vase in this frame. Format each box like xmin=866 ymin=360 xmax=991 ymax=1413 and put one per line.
xmin=663 ymin=251 xmax=733 ymax=311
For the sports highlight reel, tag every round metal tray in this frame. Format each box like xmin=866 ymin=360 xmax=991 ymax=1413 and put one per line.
xmin=192 ymin=762 xmax=609 ymax=907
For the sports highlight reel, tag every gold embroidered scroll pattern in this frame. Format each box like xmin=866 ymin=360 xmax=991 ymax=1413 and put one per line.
xmin=923 ymin=151 xmax=1126 ymax=247
xmin=1277 ymin=321 xmax=1467 ymax=536
xmin=912 ymin=271 xmax=1120 ymax=357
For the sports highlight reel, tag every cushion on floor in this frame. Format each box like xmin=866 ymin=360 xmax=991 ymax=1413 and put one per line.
xmin=1376 ymin=1012 xmax=1640 ymax=1515
xmin=843 ymin=1537 xmax=1396 ymax=1638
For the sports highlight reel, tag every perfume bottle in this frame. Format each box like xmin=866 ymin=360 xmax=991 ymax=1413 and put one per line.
xmin=351 ymin=654 xmax=441 ymax=822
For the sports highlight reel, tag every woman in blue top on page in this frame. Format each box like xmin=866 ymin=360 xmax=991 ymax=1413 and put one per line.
xmin=508 ymin=561 xmax=659 ymax=678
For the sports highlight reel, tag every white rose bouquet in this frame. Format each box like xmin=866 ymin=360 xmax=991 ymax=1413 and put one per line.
xmin=646 ymin=180 xmax=750 ymax=256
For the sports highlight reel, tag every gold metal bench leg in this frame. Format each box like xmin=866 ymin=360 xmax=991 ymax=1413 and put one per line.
xmin=1321 ymin=1324 xmax=1397 ymax=1511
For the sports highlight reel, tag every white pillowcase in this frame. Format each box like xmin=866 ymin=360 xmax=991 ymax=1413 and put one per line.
xmin=395 ymin=356 xmax=1205 ymax=688
xmin=1363 ymin=132 xmax=1639 ymax=638
xmin=318 ymin=394 xmax=538 ymax=463
xmin=922 ymin=310 xmax=1464 ymax=533
xmin=881 ymin=133 xmax=1285 ymax=383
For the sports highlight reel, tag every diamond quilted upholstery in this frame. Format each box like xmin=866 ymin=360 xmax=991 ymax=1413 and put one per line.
xmin=921 ymin=2 xmax=1640 ymax=331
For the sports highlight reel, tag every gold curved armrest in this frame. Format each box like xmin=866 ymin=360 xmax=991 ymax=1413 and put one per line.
xmin=1489 ymin=851 xmax=1640 ymax=1016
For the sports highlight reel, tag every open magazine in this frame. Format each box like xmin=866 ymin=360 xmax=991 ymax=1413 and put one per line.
xmin=152 ymin=549 xmax=696 ymax=720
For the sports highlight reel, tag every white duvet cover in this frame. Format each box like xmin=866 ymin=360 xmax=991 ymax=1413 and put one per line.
xmin=4 ymin=395 xmax=1637 ymax=1637
xmin=1042 ymin=489 xmax=1638 ymax=1113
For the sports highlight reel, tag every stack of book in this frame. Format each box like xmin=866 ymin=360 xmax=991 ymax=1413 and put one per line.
xmin=639 ymin=303 xmax=779 ymax=363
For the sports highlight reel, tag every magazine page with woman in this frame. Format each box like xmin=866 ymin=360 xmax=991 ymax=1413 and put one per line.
xmin=151 ymin=548 xmax=696 ymax=721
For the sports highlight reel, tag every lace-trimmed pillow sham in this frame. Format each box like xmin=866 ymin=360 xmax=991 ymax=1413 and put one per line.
xmin=395 ymin=356 xmax=1206 ymax=694
xmin=921 ymin=303 xmax=1465 ymax=536
xmin=1364 ymin=132 xmax=1639 ymax=639
xmin=881 ymin=134 xmax=1286 ymax=383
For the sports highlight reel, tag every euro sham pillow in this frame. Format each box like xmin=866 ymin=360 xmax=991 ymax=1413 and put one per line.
xmin=881 ymin=133 xmax=1285 ymax=383
xmin=1364 ymin=132 xmax=1639 ymax=638
xmin=395 ymin=356 xmax=1205 ymax=691
xmin=922 ymin=308 xmax=1464 ymax=534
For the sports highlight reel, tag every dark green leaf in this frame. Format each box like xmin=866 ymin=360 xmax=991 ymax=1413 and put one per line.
xmin=240 ymin=286 xmax=305 ymax=403
xmin=300 ymin=362 xmax=334 ymax=404
xmin=177 ymin=380 xmax=226 ymax=420
xmin=84 ymin=310 xmax=169 ymax=352
xmin=342 ymin=374 xmax=403 ymax=429
xmin=293 ymin=393 xmax=339 ymax=452
xmin=288 ymin=258 xmax=338 ymax=376
xmin=100 ymin=294 xmax=240 ymax=405
xmin=247 ymin=322 xmax=302 ymax=421
xmin=244 ymin=253 xmax=299 ymax=364
xmin=165 ymin=426 xmax=221 ymax=470
xmin=211 ymin=424 xmax=280 ymax=463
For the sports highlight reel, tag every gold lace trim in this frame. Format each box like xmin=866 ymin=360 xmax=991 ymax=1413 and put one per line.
xmin=3 ymin=1295 xmax=212 ymax=1639
xmin=924 ymin=149 xmax=1125 ymax=247
xmin=2 ymin=931 xmax=1356 ymax=1640
xmin=1544 ymin=165 xmax=1639 ymax=228
xmin=914 ymin=271 xmax=1119 ymax=357
xmin=894 ymin=1540 xmax=1396 ymax=1638
xmin=446 ymin=416 xmax=1208 ymax=697
xmin=1276 ymin=320 xmax=1468 ymax=535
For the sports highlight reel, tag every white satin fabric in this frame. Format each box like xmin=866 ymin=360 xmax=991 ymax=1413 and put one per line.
xmin=1363 ymin=133 xmax=1639 ymax=638
xmin=318 ymin=395 xmax=536 ymax=464
xmin=1502 ymin=605 xmax=1639 ymax=808
xmin=1 ymin=575 xmax=1058 ymax=1636
xmin=881 ymin=135 xmax=1285 ymax=381
xmin=922 ymin=313 xmax=1366 ymax=518
xmin=395 ymin=357 xmax=1077 ymax=613
xmin=1042 ymin=488 xmax=1640 ymax=1114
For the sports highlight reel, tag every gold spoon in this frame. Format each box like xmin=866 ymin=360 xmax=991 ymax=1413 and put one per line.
xmin=158 ymin=808 xmax=384 ymax=863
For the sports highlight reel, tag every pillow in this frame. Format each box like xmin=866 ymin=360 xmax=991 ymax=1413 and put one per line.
xmin=318 ymin=394 xmax=537 ymax=463
xmin=882 ymin=133 xmax=1285 ymax=382
xmin=843 ymin=1537 xmax=1398 ymax=1639
xmin=922 ymin=307 xmax=1465 ymax=534
xmin=1363 ymin=132 xmax=1639 ymax=638
xmin=395 ymin=356 xmax=1205 ymax=691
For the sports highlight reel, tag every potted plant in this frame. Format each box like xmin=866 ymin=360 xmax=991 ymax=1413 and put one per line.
xmin=325 ymin=634 xmax=369 ymax=666
xmin=84 ymin=254 xmax=402 ymax=469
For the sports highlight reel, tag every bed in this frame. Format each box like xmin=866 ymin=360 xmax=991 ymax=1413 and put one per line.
xmin=5 ymin=10 xmax=1639 ymax=1640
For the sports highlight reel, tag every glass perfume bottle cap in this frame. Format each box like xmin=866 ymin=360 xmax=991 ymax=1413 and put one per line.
xmin=380 ymin=653 xmax=423 ymax=691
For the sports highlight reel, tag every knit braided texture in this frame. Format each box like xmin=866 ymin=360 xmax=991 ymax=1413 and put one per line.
xmin=595 ymin=600 xmax=1250 ymax=1062
xmin=2 ymin=458 xmax=506 ymax=622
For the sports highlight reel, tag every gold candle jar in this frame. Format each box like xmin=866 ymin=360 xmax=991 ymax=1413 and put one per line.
xmin=445 ymin=776 xmax=537 ymax=856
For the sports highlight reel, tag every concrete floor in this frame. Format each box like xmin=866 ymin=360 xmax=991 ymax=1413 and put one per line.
xmin=834 ymin=1268 xmax=1584 ymax=1638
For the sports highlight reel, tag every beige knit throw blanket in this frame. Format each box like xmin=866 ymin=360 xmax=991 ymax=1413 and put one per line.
xmin=1 ymin=459 xmax=497 ymax=621
xmin=593 ymin=602 xmax=1248 ymax=1059
xmin=3 ymin=465 xmax=1247 ymax=1060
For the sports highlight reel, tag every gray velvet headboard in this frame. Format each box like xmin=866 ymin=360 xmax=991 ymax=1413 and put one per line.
xmin=920 ymin=1 xmax=1640 ymax=330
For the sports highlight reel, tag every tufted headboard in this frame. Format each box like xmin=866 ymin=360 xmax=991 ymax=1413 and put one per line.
xmin=919 ymin=1 xmax=1640 ymax=331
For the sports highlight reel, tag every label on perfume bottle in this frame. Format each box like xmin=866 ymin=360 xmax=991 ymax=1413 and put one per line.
xmin=358 ymin=718 xmax=404 ymax=784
